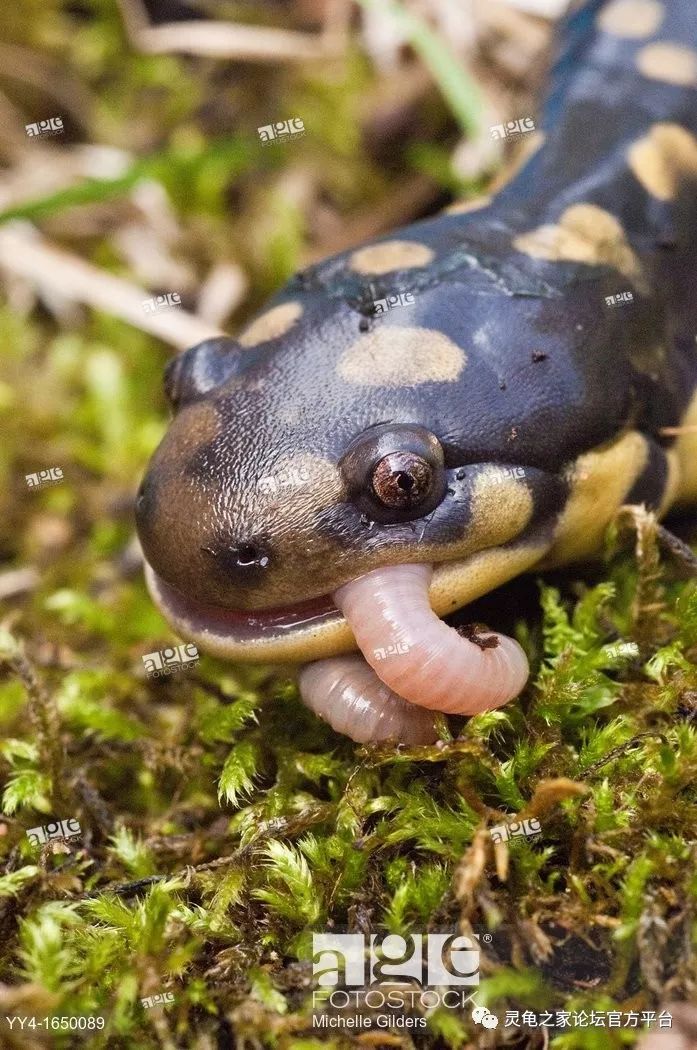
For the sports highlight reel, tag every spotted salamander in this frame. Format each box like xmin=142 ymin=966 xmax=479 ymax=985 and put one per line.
xmin=136 ymin=0 xmax=697 ymax=741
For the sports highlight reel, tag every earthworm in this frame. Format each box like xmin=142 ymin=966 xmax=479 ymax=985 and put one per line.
xmin=331 ymin=563 xmax=529 ymax=717
xmin=298 ymin=655 xmax=438 ymax=744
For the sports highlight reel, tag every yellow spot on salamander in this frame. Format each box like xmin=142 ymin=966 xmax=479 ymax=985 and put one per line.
xmin=540 ymin=431 xmax=649 ymax=567
xmin=512 ymin=204 xmax=646 ymax=291
xmin=238 ymin=302 xmax=303 ymax=347
xmin=338 ymin=327 xmax=466 ymax=386
xmin=636 ymin=42 xmax=697 ymax=86
xmin=659 ymin=448 xmax=682 ymax=517
xmin=349 ymin=240 xmax=435 ymax=275
xmin=674 ymin=389 xmax=697 ymax=504
xmin=597 ymin=0 xmax=664 ymax=39
xmin=628 ymin=123 xmax=697 ymax=200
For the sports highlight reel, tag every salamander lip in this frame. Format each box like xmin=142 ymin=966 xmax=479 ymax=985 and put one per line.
xmin=144 ymin=534 xmax=549 ymax=664
xmin=144 ymin=563 xmax=355 ymax=663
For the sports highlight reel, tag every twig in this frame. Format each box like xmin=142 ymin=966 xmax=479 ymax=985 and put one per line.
xmin=0 ymin=225 xmax=222 ymax=351
xmin=323 ymin=0 xmax=353 ymax=44
xmin=656 ymin=524 xmax=697 ymax=577
xmin=117 ymin=0 xmax=346 ymax=62
xmin=658 ymin=424 xmax=697 ymax=437
xmin=616 ymin=505 xmax=666 ymax=651
xmin=580 ymin=733 xmax=670 ymax=777
xmin=136 ymin=22 xmax=341 ymax=61
xmin=494 ymin=0 xmax=570 ymax=16
xmin=0 ymin=629 xmax=63 ymax=802
xmin=82 ymin=805 xmax=334 ymax=898
xmin=453 ymin=827 xmax=489 ymax=921
xmin=197 ymin=261 xmax=248 ymax=327
xmin=0 ymin=567 xmax=40 ymax=601
xmin=72 ymin=777 xmax=115 ymax=835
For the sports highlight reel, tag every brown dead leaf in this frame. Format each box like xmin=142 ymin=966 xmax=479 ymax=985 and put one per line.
xmin=493 ymin=838 xmax=509 ymax=882
xmin=454 ymin=826 xmax=490 ymax=916
xmin=520 ymin=777 xmax=589 ymax=819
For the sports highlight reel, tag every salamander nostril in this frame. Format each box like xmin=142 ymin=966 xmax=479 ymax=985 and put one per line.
xmin=200 ymin=541 xmax=271 ymax=574
xmin=237 ymin=544 xmax=259 ymax=565
xmin=235 ymin=543 xmax=270 ymax=569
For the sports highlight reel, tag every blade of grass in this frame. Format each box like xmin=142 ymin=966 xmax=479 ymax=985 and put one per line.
xmin=0 ymin=137 xmax=255 ymax=225
xmin=355 ymin=0 xmax=484 ymax=136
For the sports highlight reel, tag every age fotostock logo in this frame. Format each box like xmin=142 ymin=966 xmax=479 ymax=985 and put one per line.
xmin=312 ymin=932 xmax=481 ymax=988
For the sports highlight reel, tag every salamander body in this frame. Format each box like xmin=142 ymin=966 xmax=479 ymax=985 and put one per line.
xmin=136 ymin=0 xmax=697 ymax=740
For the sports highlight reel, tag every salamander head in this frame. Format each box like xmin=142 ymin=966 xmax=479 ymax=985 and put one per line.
xmin=136 ymin=221 xmax=657 ymax=662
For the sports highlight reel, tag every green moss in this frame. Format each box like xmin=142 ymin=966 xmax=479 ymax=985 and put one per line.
xmin=1 ymin=459 xmax=696 ymax=1046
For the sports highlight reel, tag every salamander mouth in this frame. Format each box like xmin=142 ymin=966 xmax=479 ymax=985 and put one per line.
xmin=144 ymin=564 xmax=354 ymax=662
xmin=144 ymin=534 xmax=549 ymax=663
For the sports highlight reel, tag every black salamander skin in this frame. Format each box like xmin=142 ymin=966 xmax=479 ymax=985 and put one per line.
xmin=136 ymin=0 xmax=697 ymax=664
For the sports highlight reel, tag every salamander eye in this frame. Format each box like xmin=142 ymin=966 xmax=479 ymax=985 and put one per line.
xmin=371 ymin=452 xmax=435 ymax=510
xmin=340 ymin=423 xmax=446 ymax=524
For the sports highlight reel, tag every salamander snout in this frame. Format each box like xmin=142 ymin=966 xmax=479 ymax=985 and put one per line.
xmin=135 ymin=465 xmax=280 ymax=605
